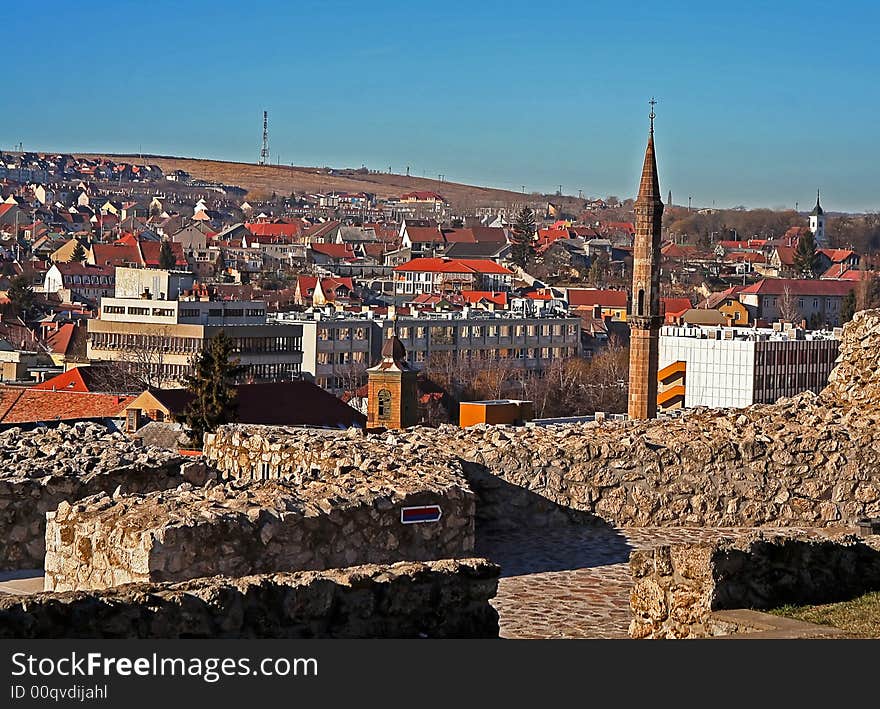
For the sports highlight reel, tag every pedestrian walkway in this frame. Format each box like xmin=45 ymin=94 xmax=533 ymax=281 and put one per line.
xmin=477 ymin=525 xmax=853 ymax=639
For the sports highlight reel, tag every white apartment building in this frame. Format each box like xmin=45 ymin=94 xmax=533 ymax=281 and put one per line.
xmin=658 ymin=324 xmax=839 ymax=410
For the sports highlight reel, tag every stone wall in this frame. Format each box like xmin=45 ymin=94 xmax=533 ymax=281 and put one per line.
xmin=200 ymin=310 xmax=880 ymax=530
xmin=0 ymin=422 xmax=211 ymax=570
xmin=1 ymin=558 xmax=500 ymax=638
xmin=629 ymin=533 xmax=880 ymax=639
xmin=46 ymin=473 xmax=474 ymax=591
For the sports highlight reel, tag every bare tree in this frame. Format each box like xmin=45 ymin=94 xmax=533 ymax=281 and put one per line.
xmin=777 ymin=285 xmax=801 ymax=324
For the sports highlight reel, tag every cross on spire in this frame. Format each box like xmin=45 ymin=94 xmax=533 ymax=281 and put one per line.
xmin=649 ymin=97 xmax=657 ymax=134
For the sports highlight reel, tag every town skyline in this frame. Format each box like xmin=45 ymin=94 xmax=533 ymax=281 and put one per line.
xmin=2 ymin=1 xmax=879 ymax=212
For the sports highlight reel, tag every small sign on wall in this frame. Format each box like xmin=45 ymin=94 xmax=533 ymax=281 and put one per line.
xmin=400 ymin=505 xmax=443 ymax=524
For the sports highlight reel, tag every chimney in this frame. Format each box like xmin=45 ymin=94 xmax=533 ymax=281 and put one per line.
xmin=593 ymin=304 xmax=602 ymax=319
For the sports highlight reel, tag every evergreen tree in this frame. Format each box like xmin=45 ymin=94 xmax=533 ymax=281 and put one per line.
xmin=841 ymin=289 xmax=856 ymax=324
xmin=6 ymin=276 xmax=36 ymax=320
xmin=158 ymin=240 xmax=177 ymax=270
xmin=179 ymin=331 xmax=243 ymax=446
xmin=510 ymin=206 xmax=537 ymax=268
xmin=69 ymin=241 xmax=87 ymax=263
xmin=794 ymin=230 xmax=818 ymax=276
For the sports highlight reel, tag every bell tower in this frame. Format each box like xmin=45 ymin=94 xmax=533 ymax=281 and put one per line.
xmin=366 ymin=331 xmax=419 ymax=429
xmin=627 ymin=98 xmax=664 ymax=420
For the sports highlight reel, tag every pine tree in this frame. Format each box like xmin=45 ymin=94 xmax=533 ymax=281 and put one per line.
xmin=6 ymin=276 xmax=36 ymax=320
xmin=69 ymin=242 xmax=87 ymax=262
xmin=840 ymin=289 xmax=856 ymax=324
xmin=158 ymin=240 xmax=177 ymax=270
xmin=179 ymin=331 xmax=243 ymax=446
xmin=510 ymin=206 xmax=537 ymax=268
xmin=794 ymin=231 xmax=818 ymax=276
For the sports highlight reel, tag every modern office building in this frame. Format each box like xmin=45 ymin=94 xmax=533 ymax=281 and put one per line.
xmin=657 ymin=323 xmax=840 ymax=411
xmin=87 ymin=268 xmax=303 ymax=386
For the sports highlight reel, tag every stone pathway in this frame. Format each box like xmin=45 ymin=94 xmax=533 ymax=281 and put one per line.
xmin=476 ymin=525 xmax=856 ymax=639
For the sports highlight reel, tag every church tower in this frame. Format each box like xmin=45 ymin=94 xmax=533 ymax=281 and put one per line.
xmin=366 ymin=332 xmax=419 ymax=429
xmin=810 ymin=189 xmax=826 ymax=247
xmin=628 ymin=99 xmax=664 ymax=420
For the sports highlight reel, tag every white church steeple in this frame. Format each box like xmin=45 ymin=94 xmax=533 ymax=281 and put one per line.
xmin=810 ymin=189 xmax=826 ymax=247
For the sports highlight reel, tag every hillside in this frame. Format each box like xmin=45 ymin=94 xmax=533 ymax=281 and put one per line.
xmin=82 ymin=153 xmax=585 ymax=212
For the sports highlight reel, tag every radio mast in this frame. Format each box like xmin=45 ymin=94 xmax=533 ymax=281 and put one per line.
xmin=259 ymin=110 xmax=270 ymax=165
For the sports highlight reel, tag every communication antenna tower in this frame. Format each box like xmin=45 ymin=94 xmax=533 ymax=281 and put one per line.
xmin=259 ymin=110 xmax=270 ymax=165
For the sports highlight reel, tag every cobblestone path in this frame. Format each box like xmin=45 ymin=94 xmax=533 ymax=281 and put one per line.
xmin=476 ymin=525 xmax=854 ymax=639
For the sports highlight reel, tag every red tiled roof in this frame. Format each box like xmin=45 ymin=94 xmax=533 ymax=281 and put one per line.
xmin=245 ymin=221 xmax=304 ymax=238
xmin=43 ymin=323 xmax=75 ymax=357
xmin=91 ymin=242 xmax=141 ymax=267
xmin=393 ymin=258 xmax=512 ymax=275
xmin=738 ymin=278 xmax=855 ymax=297
xmin=661 ymin=297 xmax=693 ymax=315
xmin=818 ymin=248 xmax=856 ymax=263
xmin=404 ymin=226 xmax=443 ymax=243
xmin=718 ymin=239 xmax=767 ymax=250
xmin=461 ymin=290 xmax=508 ymax=307
xmin=296 ymin=275 xmax=354 ymax=300
xmin=567 ymin=288 xmax=628 ymax=308
xmin=139 ymin=240 xmax=188 ymax=268
xmin=441 ymin=228 xmax=478 ymax=244
xmin=773 ymin=246 xmax=796 ymax=266
xmin=725 ymin=252 xmax=766 ymax=263
xmin=0 ymin=387 xmax=131 ymax=424
xmin=309 ymin=243 xmax=357 ymax=260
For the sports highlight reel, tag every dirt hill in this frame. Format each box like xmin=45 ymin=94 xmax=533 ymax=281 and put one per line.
xmin=83 ymin=153 xmax=583 ymax=213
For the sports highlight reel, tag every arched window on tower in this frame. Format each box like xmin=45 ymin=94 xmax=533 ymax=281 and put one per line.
xmin=637 ymin=289 xmax=645 ymax=316
xmin=377 ymin=389 xmax=392 ymax=420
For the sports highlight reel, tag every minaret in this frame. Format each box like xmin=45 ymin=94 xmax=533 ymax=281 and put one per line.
xmin=628 ymin=99 xmax=664 ymax=420
xmin=810 ymin=189 xmax=826 ymax=247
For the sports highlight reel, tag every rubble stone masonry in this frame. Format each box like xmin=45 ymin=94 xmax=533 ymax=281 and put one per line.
xmin=45 ymin=473 xmax=474 ymax=591
xmin=1 ymin=559 xmax=500 ymax=638
xmin=203 ymin=310 xmax=880 ymax=531
xmin=629 ymin=533 xmax=880 ymax=638
xmin=0 ymin=422 xmax=209 ymax=570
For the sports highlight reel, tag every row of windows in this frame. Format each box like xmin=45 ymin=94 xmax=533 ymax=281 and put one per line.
xmin=318 ymin=327 xmax=369 ymax=341
xmin=396 ymin=324 xmax=578 ymax=339
xmin=91 ymin=333 xmax=302 ymax=354
xmin=63 ymin=275 xmax=111 ymax=285
xmin=754 ymin=346 xmax=838 ymax=366
xmin=316 ymin=351 xmax=367 ymax=365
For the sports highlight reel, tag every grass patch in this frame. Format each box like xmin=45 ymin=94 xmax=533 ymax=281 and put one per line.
xmin=767 ymin=592 xmax=880 ymax=638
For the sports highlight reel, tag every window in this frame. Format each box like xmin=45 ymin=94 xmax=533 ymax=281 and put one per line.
xmin=377 ymin=389 xmax=392 ymax=420
xmin=208 ymin=308 xmax=223 ymax=317
xmin=637 ymin=289 xmax=644 ymax=316
xmin=180 ymin=308 xmax=200 ymax=318
xmin=260 ymin=462 xmax=270 ymax=481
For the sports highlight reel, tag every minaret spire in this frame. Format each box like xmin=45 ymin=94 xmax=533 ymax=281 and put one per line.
xmin=628 ymin=98 xmax=665 ymax=420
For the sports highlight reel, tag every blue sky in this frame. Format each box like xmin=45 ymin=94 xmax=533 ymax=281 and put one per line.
xmin=3 ymin=1 xmax=878 ymax=212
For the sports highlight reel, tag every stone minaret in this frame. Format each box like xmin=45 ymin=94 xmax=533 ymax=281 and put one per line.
xmin=628 ymin=100 xmax=664 ymax=420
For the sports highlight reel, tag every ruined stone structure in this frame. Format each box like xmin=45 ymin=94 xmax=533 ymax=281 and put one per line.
xmin=0 ymin=423 xmax=210 ymax=570
xmin=628 ymin=102 xmax=664 ymax=420
xmin=45 ymin=474 xmax=474 ymax=591
xmin=2 ymin=559 xmax=500 ymax=638
xmin=629 ymin=533 xmax=880 ymax=639
xmin=202 ymin=310 xmax=880 ymax=531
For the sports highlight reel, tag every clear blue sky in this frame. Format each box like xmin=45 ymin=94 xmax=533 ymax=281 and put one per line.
xmin=3 ymin=1 xmax=878 ymax=212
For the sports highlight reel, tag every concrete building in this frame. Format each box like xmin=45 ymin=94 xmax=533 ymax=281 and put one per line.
xmin=275 ymin=307 xmax=582 ymax=393
xmin=87 ymin=268 xmax=303 ymax=386
xmin=658 ymin=324 xmax=839 ymax=411
xmin=381 ymin=310 xmax=582 ymax=370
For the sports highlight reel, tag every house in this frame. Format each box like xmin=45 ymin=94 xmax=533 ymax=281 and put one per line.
xmin=43 ymin=262 xmax=115 ymax=304
xmin=122 ymin=381 xmax=366 ymax=433
xmin=737 ymin=278 xmax=854 ymax=327
xmin=565 ymin=288 xmax=629 ymax=321
xmin=393 ymin=258 xmax=513 ymax=297
xmin=294 ymin=276 xmax=355 ymax=306
xmin=399 ymin=191 xmax=445 ymax=206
